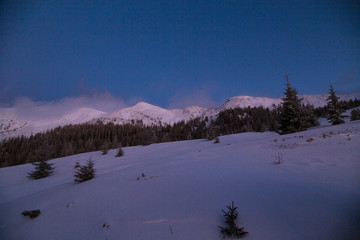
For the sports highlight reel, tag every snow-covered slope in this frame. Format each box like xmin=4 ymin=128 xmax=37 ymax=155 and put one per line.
xmin=222 ymin=96 xmax=282 ymax=109
xmin=222 ymin=93 xmax=360 ymax=110
xmin=0 ymin=107 xmax=106 ymax=140
xmin=0 ymin=108 xmax=28 ymax=135
xmin=94 ymin=102 xmax=216 ymax=126
xmin=1 ymin=120 xmax=359 ymax=239
xmin=53 ymin=107 xmax=106 ymax=126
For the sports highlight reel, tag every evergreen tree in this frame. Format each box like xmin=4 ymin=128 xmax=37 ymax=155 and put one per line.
xmin=279 ymin=76 xmax=305 ymax=134
xmin=74 ymin=158 xmax=96 ymax=183
xmin=206 ymin=127 xmax=217 ymax=140
xmin=28 ymin=159 xmax=54 ymax=179
xmin=219 ymin=201 xmax=248 ymax=238
xmin=115 ymin=147 xmax=124 ymax=157
xmin=101 ymin=143 xmax=109 ymax=155
xmin=300 ymin=104 xmax=319 ymax=129
xmin=350 ymin=109 xmax=360 ymax=121
xmin=326 ymin=85 xmax=345 ymax=125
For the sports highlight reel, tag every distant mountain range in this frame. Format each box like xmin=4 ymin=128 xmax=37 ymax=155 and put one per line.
xmin=1 ymin=93 xmax=359 ymax=140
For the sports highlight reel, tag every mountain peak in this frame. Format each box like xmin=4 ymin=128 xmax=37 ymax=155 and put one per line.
xmin=132 ymin=101 xmax=160 ymax=109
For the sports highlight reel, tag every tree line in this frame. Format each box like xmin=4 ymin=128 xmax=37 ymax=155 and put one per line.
xmin=1 ymin=80 xmax=359 ymax=167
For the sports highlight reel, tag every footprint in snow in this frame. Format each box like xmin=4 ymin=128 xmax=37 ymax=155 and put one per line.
xmin=66 ymin=202 xmax=75 ymax=208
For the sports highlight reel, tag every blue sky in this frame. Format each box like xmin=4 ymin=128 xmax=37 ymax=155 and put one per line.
xmin=1 ymin=0 xmax=359 ymax=109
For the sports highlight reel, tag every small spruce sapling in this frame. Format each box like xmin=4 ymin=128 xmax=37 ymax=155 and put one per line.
xmin=74 ymin=157 xmax=96 ymax=183
xmin=102 ymin=142 xmax=109 ymax=155
xmin=116 ymin=147 xmax=124 ymax=157
xmin=102 ymin=148 xmax=108 ymax=155
xmin=219 ymin=202 xmax=248 ymax=238
xmin=28 ymin=159 xmax=54 ymax=179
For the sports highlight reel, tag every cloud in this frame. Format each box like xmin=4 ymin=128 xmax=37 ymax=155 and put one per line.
xmin=11 ymin=92 xmax=128 ymax=121
xmin=167 ymin=90 xmax=219 ymax=109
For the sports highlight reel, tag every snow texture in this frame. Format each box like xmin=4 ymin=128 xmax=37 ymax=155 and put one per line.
xmin=1 ymin=120 xmax=359 ymax=239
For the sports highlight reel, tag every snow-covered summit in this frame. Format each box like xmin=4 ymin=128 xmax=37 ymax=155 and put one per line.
xmin=222 ymin=96 xmax=282 ymax=110
xmin=97 ymin=102 xmax=215 ymax=126
xmin=131 ymin=102 xmax=164 ymax=111
xmin=58 ymin=107 xmax=106 ymax=124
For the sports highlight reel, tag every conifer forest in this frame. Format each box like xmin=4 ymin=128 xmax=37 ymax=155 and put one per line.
xmin=1 ymin=89 xmax=359 ymax=167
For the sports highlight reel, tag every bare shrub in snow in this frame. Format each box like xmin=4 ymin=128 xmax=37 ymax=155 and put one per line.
xmin=278 ymin=143 xmax=297 ymax=149
xmin=306 ymin=138 xmax=314 ymax=143
xmin=273 ymin=152 xmax=285 ymax=165
xmin=321 ymin=134 xmax=331 ymax=139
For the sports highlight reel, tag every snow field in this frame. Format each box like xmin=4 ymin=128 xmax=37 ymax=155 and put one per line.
xmin=0 ymin=121 xmax=360 ymax=239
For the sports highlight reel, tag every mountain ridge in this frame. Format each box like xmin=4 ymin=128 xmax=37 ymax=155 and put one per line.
xmin=1 ymin=93 xmax=359 ymax=139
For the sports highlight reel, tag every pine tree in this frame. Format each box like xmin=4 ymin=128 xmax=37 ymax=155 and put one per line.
xmin=28 ymin=159 xmax=54 ymax=179
xmin=115 ymin=147 xmax=124 ymax=157
xmin=350 ymin=109 xmax=360 ymax=121
xmin=326 ymin=85 xmax=345 ymax=125
xmin=279 ymin=75 xmax=305 ymax=134
xmin=74 ymin=158 xmax=96 ymax=183
xmin=301 ymin=104 xmax=319 ymax=128
xmin=206 ymin=124 xmax=219 ymax=140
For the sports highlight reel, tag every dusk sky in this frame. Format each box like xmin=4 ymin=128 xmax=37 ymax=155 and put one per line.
xmin=1 ymin=0 xmax=359 ymax=110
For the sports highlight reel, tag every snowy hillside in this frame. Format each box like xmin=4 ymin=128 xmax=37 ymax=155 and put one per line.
xmin=0 ymin=108 xmax=28 ymax=135
xmin=222 ymin=92 xmax=360 ymax=110
xmin=222 ymin=96 xmax=282 ymax=109
xmin=56 ymin=107 xmax=107 ymax=125
xmin=0 ymin=120 xmax=359 ymax=239
xmin=97 ymin=102 xmax=217 ymax=126
xmin=0 ymin=107 xmax=106 ymax=140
